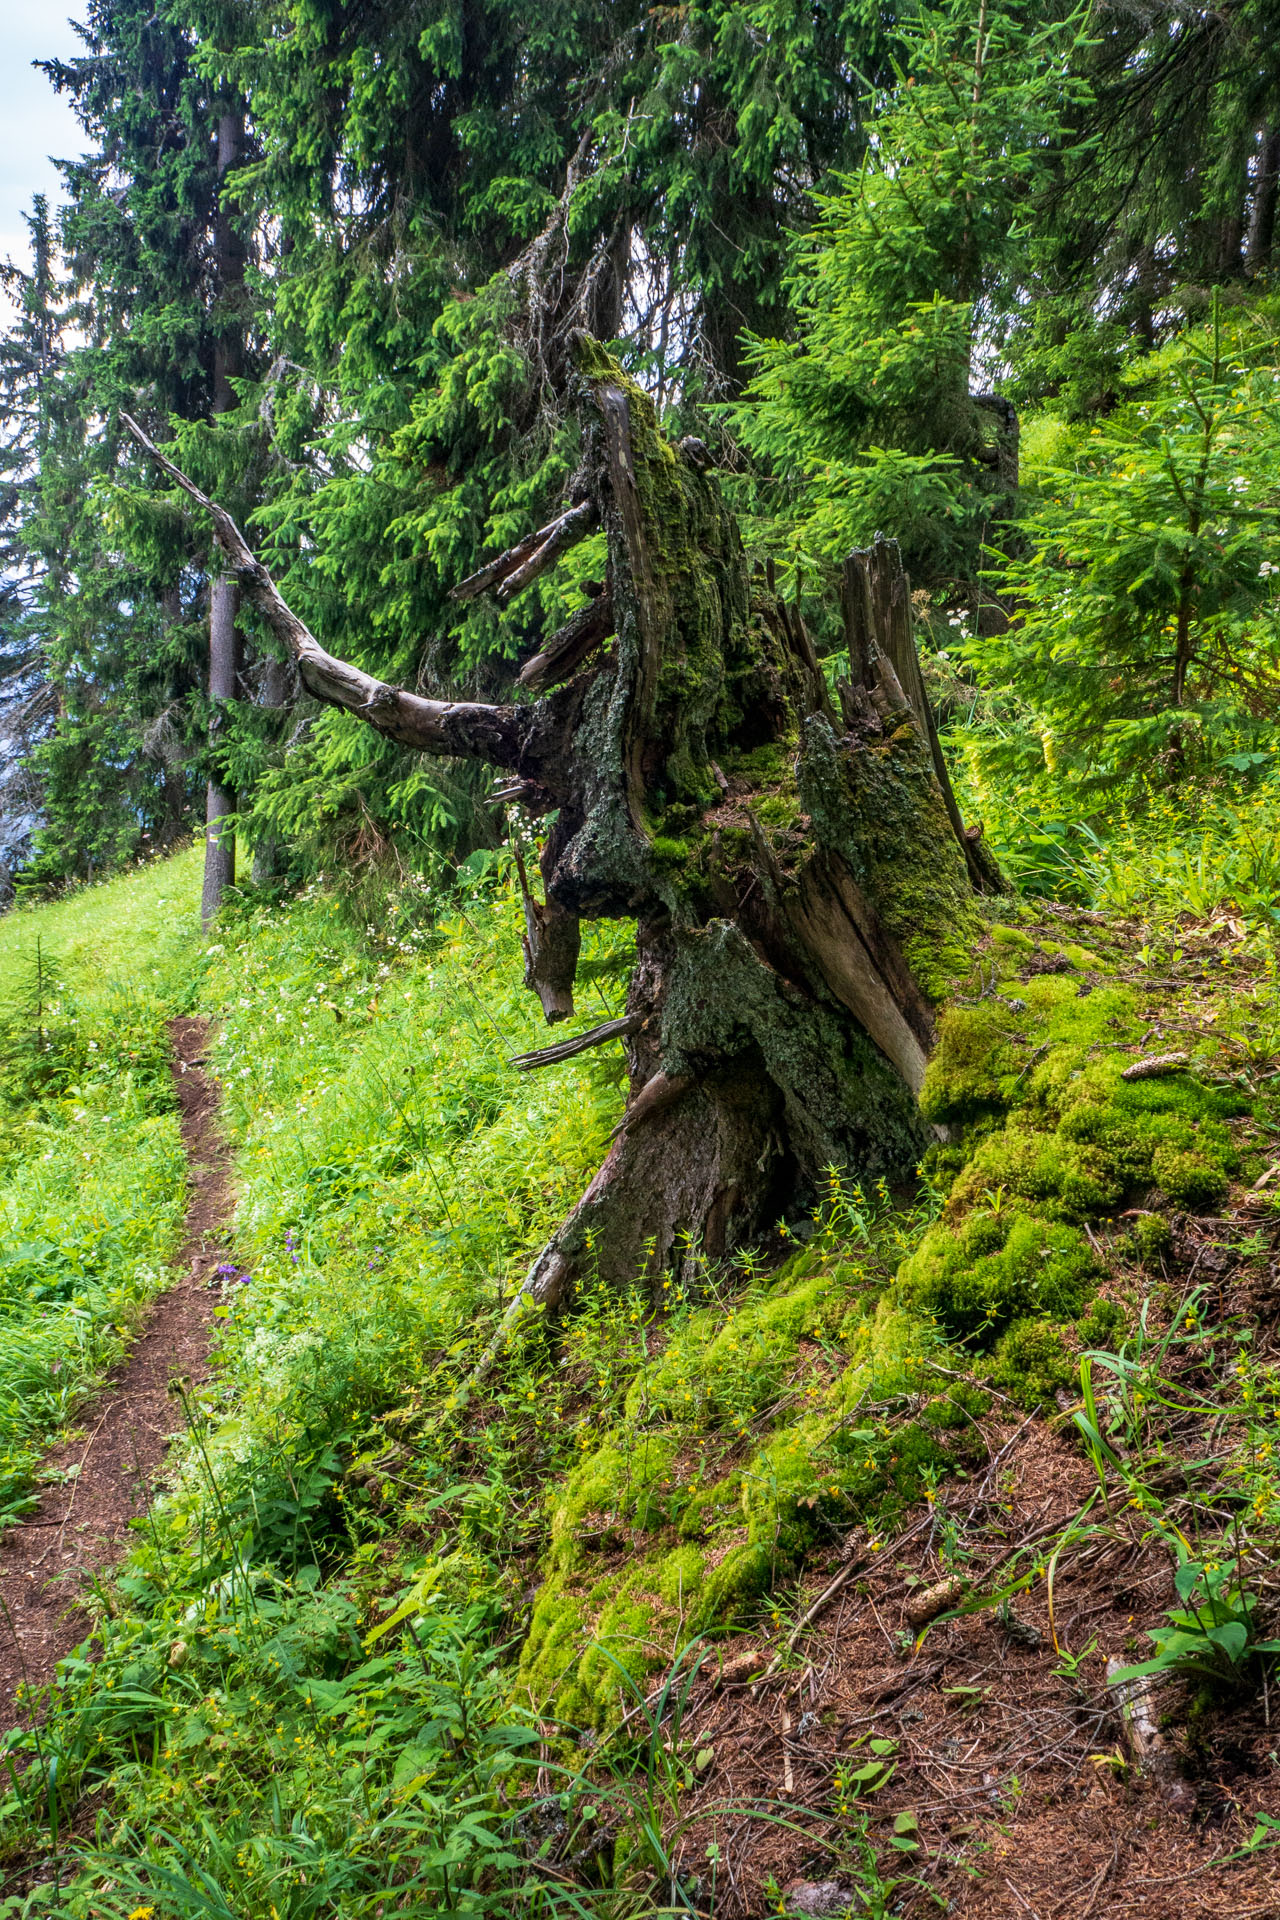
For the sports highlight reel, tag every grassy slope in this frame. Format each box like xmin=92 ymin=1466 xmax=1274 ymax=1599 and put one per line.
xmin=0 ymin=849 xmax=202 ymax=1523
xmin=0 ymin=851 xmax=1277 ymax=1915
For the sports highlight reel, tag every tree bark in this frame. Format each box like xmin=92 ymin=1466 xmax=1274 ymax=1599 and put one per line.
xmin=202 ymin=109 xmax=248 ymax=927
xmin=201 ymin=574 xmax=241 ymax=925
xmin=1247 ymin=123 xmax=1280 ymax=274
xmin=124 ymin=331 xmax=998 ymax=1306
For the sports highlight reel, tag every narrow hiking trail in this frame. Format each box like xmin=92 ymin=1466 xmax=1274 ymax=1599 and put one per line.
xmin=0 ymin=1016 xmax=231 ymax=1718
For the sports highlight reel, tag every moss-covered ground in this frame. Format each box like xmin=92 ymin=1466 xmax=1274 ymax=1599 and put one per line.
xmin=0 ymin=854 xmax=1278 ymax=1916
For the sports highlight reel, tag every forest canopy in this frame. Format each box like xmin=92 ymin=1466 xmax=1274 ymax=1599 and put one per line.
xmin=0 ymin=0 xmax=1278 ymax=900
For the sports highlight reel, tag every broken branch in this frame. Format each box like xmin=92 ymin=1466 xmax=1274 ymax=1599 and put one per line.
xmin=120 ymin=412 xmax=530 ymax=770
xmin=450 ymin=500 xmax=596 ymax=604
xmin=509 ymin=1013 xmax=643 ymax=1070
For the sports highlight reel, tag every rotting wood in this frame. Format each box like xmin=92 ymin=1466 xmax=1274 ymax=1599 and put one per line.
xmin=844 ymin=537 xmax=1007 ymax=894
xmin=124 ymin=333 xmax=990 ymax=1310
xmin=1105 ymin=1657 xmax=1193 ymax=1807
xmin=509 ymin=1013 xmax=643 ymax=1070
xmin=515 ymin=843 xmax=581 ymax=1024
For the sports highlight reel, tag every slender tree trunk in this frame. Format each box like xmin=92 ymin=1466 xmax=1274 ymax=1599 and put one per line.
xmin=202 ymin=575 xmax=241 ymax=924
xmin=1247 ymin=123 xmax=1280 ymax=273
xmin=202 ymin=108 xmax=247 ymax=926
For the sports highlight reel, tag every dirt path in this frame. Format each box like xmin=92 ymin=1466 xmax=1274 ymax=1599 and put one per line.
xmin=0 ymin=1016 xmax=231 ymax=1719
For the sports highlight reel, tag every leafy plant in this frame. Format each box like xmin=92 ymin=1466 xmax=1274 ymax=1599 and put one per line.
xmin=1110 ymin=1542 xmax=1280 ymax=1688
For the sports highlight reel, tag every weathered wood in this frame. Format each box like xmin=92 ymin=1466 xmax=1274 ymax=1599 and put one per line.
xmin=843 ymin=537 xmax=1008 ymax=894
xmin=598 ymin=379 xmax=661 ymax=831
xmin=515 ymin=843 xmax=581 ymax=1023
xmin=450 ymin=500 xmax=595 ymax=603
xmin=122 ymin=414 xmax=533 ymax=770
xmin=509 ymin=1014 xmax=642 ymax=1070
xmin=125 ymin=336 xmax=997 ymax=1314
xmin=495 ymin=501 xmax=596 ymax=604
xmin=517 ymin=589 xmax=615 ymax=692
xmin=608 ymin=1068 xmax=693 ymax=1141
xmin=789 ymin=854 xmax=933 ymax=1095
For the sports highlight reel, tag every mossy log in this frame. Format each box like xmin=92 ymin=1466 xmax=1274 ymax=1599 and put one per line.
xmin=123 ymin=338 xmax=1001 ymax=1307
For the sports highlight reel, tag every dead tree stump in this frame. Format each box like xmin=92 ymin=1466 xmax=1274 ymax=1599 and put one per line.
xmin=123 ymin=334 xmax=1001 ymax=1309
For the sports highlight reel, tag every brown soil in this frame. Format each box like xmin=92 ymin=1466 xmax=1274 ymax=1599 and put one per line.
xmin=0 ymin=1016 xmax=231 ymax=1719
xmin=669 ymin=1408 xmax=1280 ymax=1917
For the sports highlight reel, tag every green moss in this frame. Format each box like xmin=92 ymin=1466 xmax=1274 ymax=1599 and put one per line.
xmin=1131 ymin=1213 xmax=1173 ymax=1262
xmin=898 ymin=1209 xmax=1096 ymax=1344
xmin=919 ymin=1004 xmax=1027 ymax=1124
xmin=723 ymin=743 xmax=791 ymax=782
xmin=649 ymin=835 xmax=693 ymax=873
xmin=1151 ymin=1145 xmax=1229 ymax=1211
xmin=920 ymin=1383 xmax=992 ymax=1428
xmin=1038 ymin=940 xmax=1107 ymax=972
xmin=990 ymin=926 xmax=1035 ymax=953
xmin=1077 ymin=1295 xmax=1126 ymax=1346
xmin=991 ymin=1318 xmax=1074 ymax=1408
xmin=519 ymin=1280 xmax=940 ymax=1731
xmin=752 ymin=793 xmax=800 ymax=829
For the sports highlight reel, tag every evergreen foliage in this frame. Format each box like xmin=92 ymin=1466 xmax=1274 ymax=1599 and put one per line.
xmin=4 ymin=0 xmax=1280 ymax=883
xmin=731 ymin=0 xmax=1091 ymax=588
xmin=969 ymin=297 xmax=1280 ymax=791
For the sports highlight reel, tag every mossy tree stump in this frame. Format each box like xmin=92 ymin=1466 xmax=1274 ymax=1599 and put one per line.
xmin=124 ymin=336 xmax=999 ymax=1307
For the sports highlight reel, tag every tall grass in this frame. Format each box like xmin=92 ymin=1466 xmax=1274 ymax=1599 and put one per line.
xmin=0 ymin=849 xmax=203 ymax=1522
xmin=0 ymin=863 xmax=638 ymax=1915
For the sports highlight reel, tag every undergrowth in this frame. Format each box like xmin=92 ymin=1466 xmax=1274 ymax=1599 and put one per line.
xmin=0 ymin=849 xmax=202 ymax=1524
xmin=0 ymin=833 xmax=1277 ymax=1914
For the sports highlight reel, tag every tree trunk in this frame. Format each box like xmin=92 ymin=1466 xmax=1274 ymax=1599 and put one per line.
xmin=1247 ymin=123 xmax=1280 ymax=274
xmin=125 ymin=332 xmax=1000 ymax=1300
xmin=201 ymin=574 xmax=241 ymax=926
xmin=202 ymin=108 xmax=248 ymax=925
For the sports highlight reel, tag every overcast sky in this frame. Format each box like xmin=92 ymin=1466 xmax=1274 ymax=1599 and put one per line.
xmin=1 ymin=4 xmax=89 ymax=314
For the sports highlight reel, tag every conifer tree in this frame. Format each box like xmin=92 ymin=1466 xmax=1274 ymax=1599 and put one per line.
xmin=730 ymin=0 xmax=1090 ymax=595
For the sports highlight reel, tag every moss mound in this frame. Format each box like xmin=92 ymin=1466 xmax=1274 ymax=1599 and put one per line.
xmin=518 ymin=1257 xmax=986 ymax=1731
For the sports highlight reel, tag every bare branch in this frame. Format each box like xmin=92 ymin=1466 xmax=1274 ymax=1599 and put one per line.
xmin=450 ymin=500 xmax=596 ymax=605
xmin=509 ymin=1013 xmax=642 ymax=1071
xmin=120 ymin=412 xmax=529 ymax=770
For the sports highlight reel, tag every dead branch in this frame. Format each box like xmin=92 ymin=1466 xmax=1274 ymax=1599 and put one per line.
xmin=509 ymin=1014 xmax=643 ymax=1070
xmin=496 ymin=502 xmax=596 ymax=604
xmin=450 ymin=500 xmax=596 ymax=605
xmin=120 ymin=412 xmax=530 ymax=770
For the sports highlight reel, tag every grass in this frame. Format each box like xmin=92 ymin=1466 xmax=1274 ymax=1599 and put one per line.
xmin=0 ymin=847 xmax=203 ymax=1523
xmin=0 ymin=846 xmax=202 ymax=992
xmin=0 ymin=821 xmax=1277 ymax=1914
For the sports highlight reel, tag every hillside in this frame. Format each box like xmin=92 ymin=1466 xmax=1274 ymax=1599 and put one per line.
xmin=2 ymin=0 xmax=1280 ymax=1911
xmin=0 ymin=845 xmax=1277 ymax=1917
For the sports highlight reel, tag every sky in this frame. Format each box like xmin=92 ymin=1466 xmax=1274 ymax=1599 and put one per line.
xmin=0 ymin=4 xmax=89 ymax=313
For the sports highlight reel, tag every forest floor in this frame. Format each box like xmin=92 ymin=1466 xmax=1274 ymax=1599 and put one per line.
xmin=0 ymin=1016 xmax=228 ymax=1721
xmin=1 ymin=857 xmax=1279 ymax=1918
xmin=657 ymin=902 xmax=1280 ymax=1919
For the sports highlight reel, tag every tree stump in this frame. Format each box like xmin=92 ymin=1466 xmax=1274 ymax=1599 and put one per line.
xmin=123 ymin=333 xmax=1000 ymax=1310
